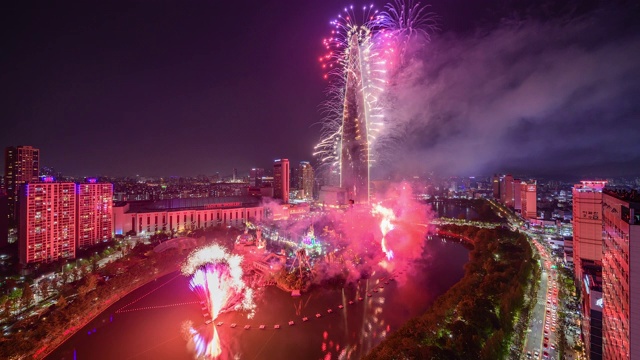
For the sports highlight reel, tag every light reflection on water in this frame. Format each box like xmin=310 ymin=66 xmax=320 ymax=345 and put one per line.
xmin=47 ymin=238 xmax=469 ymax=360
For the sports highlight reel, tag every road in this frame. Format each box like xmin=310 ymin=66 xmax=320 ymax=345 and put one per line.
xmin=522 ymin=237 xmax=560 ymax=359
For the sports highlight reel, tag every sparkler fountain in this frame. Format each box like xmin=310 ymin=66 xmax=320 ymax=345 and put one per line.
xmin=181 ymin=245 xmax=255 ymax=359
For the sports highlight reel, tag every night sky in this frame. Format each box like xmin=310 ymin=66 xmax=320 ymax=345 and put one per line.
xmin=1 ymin=1 xmax=639 ymax=178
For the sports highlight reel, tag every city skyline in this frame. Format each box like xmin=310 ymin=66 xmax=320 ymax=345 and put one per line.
xmin=1 ymin=1 xmax=639 ymax=178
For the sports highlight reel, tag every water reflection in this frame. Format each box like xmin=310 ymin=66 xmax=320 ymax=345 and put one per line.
xmin=46 ymin=238 xmax=469 ymax=360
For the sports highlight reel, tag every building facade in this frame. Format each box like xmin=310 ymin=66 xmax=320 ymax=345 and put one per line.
xmin=19 ymin=181 xmax=76 ymax=264
xmin=573 ymin=181 xmax=607 ymax=283
xmin=521 ymin=181 xmax=537 ymax=219
xmin=4 ymin=145 xmax=40 ymax=223
xmin=250 ymin=168 xmax=264 ymax=187
xmin=112 ymin=196 xmax=264 ymax=236
xmin=601 ymin=190 xmax=639 ymax=360
xmin=499 ymin=174 xmax=515 ymax=208
xmin=76 ymin=180 xmax=113 ymax=248
xmin=273 ymin=159 xmax=290 ymax=203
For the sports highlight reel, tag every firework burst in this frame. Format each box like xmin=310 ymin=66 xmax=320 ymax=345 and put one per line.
xmin=314 ymin=1 xmax=437 ymax=184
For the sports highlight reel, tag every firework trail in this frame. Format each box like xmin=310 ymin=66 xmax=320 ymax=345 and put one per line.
xmin=314 ymin=1 xmax=438 ymax=182
xmin=182 ymin=244 xmax=254 ymax=320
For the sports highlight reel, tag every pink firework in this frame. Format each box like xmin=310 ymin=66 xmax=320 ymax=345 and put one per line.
xmin=182 ymin=245 xmax=254 ymax=320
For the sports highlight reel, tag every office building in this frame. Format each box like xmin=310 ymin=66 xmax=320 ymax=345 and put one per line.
xmin=573 ymin=181 xmax=607 ymax=283
xmin=601 ymin=189 xmax=639 ymax=360
xmin=500 ymin=174 xmax=515 ymax=208
xmin=521 ymin=181 xmax=537 ymax=219
xmin=4 ymin=145 xmax=40 ymax=223
xmin=299 ymin=161 xmax=314 ymax=200
xmin=273 ymin=159 xmax=290 ymax=203
xmin=250 ymin=168 xmax=264 ymax=187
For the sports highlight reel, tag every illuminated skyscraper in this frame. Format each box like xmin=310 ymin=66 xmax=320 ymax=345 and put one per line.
xmin=4 ymin=145 xmax=39 ymax=223
xmin=340 ymin=33 xmax=370 ymax=204
xmin=19 ymin=180 xmax=76 ymax=264
xmin=273 ymin=159 xmax=289 ymax=203
xmin=601 ymin=189 xmax=639 ymax=360
xmin=76 ymin=179 xmax=113 ymax=248
xmin=298 ymin=161 xmax=314 ymax=200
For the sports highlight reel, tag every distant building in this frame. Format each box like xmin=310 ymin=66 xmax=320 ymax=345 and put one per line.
xmin=492 ymin=174 xmax=500 ymax=200
xmin=250 ymin=168 xmax=264 ymax=187
xmin=4 ymin=145 xmax=40 ymax=223
xmin=112 ymin=196 xmax=264 ymax=236
xmin=500 ymin=174 xmax=515 ymax=207
xmin=0 ymin=192 xmax=8 ymax=247
xmin=521 ymin=181 xmax=537 ymax=219
xmin=601 ymin=189 xmax=639 ymax=360
xmin=19 ymin=180 xmax=76 ymax=264
xmin=76 ymin=179 xmax=113 ymax=248
xmin=273 ymin=159 xmax=290 ymax=203
xmin=572 ymin=181 xmax=606 ymax=283
xmin=298 ymin=161 xmax=314 ymax=200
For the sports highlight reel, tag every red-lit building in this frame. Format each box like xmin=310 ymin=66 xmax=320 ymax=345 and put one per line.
xmin=601 ymin=190 xmax=639 ymax=360
xmin=19 ymin=181 xmax=76 ymax=264
xmin=76 ymin=180 xmax=113 ymax=248
xmin=521 ymin=181 xmax=537 ymax=219
xmin=573 ymin=181 xmax=607 ymax=283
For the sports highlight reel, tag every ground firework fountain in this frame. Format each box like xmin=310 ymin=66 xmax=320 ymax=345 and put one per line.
xmin=182 ymin=245 xmax=255 ymax=359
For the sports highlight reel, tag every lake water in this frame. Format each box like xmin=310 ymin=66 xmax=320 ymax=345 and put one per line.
xmin=46 ymin=237 xmax=469 ymax=360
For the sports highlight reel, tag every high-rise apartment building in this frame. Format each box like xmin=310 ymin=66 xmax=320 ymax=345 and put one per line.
xmin=4 ymin=146 xmax=40 ymax=223
xmin=298 ymin=161 xmax=314 ymax=200
xmin=601 ymin=190 xmax=639 ymax=360
xmin=77 ymin=179 xmax=113 ymax=248
xmin=273 ymin=159 xmax=289 ymax=203
xmin=19 ymin=181 xmax=76 ymax=264
xmin=573 ymin=181 xmax=607 ymax=283
xmin=521 ymin=181 xmax=537 ymax=219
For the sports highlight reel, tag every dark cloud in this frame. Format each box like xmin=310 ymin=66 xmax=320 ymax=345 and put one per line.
xmin=380 ymin=4 xmax=640 ymax=178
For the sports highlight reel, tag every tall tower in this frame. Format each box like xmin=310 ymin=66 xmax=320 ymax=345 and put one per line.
xmin=4 ymin=145 xmax=40 ymax=223
xmin=76 ymin=179 xmax=113 ymax=248
xmin=340 ymin=33 xmax=369 ymax=204
xmin=273 ymin=159 xmax=290 ymax=203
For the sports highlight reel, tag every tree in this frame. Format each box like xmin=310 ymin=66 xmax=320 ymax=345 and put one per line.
xmin=38 ymin=279 xmax=51 ymax=300
xmin=56 ymin=295 xmax=67 ymax=308
xmin=91 ymin=255 xmax=99 ymax=273
xmin=78 ymin=274 xmax=98 ymax=298
xmin=20 ymin=284 xmax=34 ymax=310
